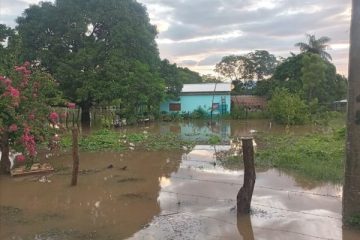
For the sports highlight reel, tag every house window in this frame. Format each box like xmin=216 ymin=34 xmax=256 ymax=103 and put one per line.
xmin=212 ymin=103 xmax=219 ymax=110
xmin=169 ymin=103 xmax=181 ymax=111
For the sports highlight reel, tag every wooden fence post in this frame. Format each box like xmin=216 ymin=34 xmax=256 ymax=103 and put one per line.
xmin=237 ymin=137 xmax=256 ymax=214
xmin=71 ymin=127 xmax=80 ymax=186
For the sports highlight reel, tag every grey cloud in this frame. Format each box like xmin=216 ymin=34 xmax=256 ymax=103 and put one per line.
xmin=179 ymin=60 xmax=198 ymax=66
xmin=1 ymin=0 xmax=351 ymax=75
xmin=198 ymin=55 xmax=223 ymax=66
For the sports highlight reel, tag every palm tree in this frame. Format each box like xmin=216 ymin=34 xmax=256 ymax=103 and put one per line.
xmin=295 ymin=34 xmax=332 ymax=61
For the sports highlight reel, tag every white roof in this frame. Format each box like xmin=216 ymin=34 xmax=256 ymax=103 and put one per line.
xmin=181 ymin=83 xmax=232 ymax=93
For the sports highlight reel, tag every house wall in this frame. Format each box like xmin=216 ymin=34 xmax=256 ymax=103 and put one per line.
xmin=160 ymin=94 xmax=231 ymax=114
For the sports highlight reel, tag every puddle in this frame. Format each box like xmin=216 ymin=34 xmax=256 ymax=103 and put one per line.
xmin=0 ymin=120 xmax=358 ymax=240
xmin=129 ymin=145 xmax=359 ymax=240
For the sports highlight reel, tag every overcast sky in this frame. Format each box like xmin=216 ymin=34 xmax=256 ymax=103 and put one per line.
xmin=0 ymin=0 xmax=351 ymax=76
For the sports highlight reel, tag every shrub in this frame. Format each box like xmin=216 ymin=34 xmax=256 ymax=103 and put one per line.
xmin=268 ymin=88 xmax=309 ymax=125
xmin=190 ymin=106 xmax=208 ymax=119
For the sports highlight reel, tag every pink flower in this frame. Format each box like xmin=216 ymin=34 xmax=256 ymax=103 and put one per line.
xmin=8 ymin=86 xmax=20 ymax=98
xmin=23 ymin=61 xmax=30 ymax=67
xmin=15 ymin=154 xmax=26 ymax=162
xmin=0 ymin=77 xmax=12 ymax=86
xmin=49 ymin=112 xmax=59 ymax=124
xmin=15 ymin=66 xmax=26 ymax=72
xmin=21 ymin=129 xmax=36 ymax=157
xmin=28 ymin=113 xmax=35 ymax=120
xmin=67 ymin=102 xmax=76 ymax=109
xmin=9 ymin=124 xmax=18 ymax=132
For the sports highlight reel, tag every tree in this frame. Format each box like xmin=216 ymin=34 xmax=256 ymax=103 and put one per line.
xmin=267 ymin=53 xmax=347 ymax=104
xmin=266 ymin=53 xmax=304 ymax=96
xmin=343 ymin=0 xmax=360 ymax=224
xmin=215 ymin=55 xmax=252 ymax=81
xmin=159 ymin=59 xmax=202 ymax=100
xmin=17 ymin=0 xmax=160 ymax=123
xmin=215 ymin=51 xmax=278 ymax=95
xmin=201 ymin=74 xmax=222 ymax=83
xmin=0 ymin=63 xmax=62 ymax=173
xmin=120 ymin=61 xmax=165 ymax=119
xmin=268 ymin=88 xmax=309 ymax=125
xmin=246 ymin=50 xmax=278 ymax=80
xmin=0 ymin=24 xmax=22 ymax=76
xmin=295 ymin=34 xmax=332 ymax=61
xmin=301 ymin=53 xmax=326 ymax=102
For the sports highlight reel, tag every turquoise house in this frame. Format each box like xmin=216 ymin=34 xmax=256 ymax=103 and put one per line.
xmin=160 ymin=83 xmax=232 ymax=115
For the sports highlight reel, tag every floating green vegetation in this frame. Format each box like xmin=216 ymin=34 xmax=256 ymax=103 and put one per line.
xmin=255 ymin=127 xmax=345 ymax=183
xmin=60 ymin=129 xmax=195 ymax=152
xmin=208 ymin=134 xmax=222 ymax=145
xmin=346 ymin=214 xmax=360 ymax=228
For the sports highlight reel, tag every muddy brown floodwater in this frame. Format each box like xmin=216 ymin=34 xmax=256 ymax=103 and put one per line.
xmin=1 ymin=120 xmax=359 ymax=240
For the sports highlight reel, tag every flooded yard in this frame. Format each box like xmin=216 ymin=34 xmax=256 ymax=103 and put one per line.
xmin=1 ymin=120 xmax=359 ymax=239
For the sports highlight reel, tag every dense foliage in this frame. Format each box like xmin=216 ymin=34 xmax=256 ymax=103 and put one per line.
xmin=0 ymin=63 xmax=62 ymax=172
xmin=159 ymin=59 xmax=202 ymax=100
xmin=295 ymin=34 xmax=332 ymax=61
xmin=263 ymin=53 xmax=347 ymax=107
xmin=268 ymin=88 xmax=309 ymax=125
xmin=16 ymin=0 xmax=162 ymax=121
xmin=215 ymin=50 xmax=278 ymax=94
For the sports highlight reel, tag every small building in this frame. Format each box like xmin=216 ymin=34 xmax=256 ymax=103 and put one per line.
xmin=160 ymin=83 xmax=232 ymax=115
xmin=333 ymin=99 xmax=347 ymax=111
xmin=231 ymin=95 xmax=267 ymax=111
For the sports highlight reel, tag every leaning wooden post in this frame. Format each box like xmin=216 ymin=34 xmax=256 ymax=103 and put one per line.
xmin=71 ymin=127 xmax=80 ymax=186
xmin=237 ymin=137 xmax=256 ymax=214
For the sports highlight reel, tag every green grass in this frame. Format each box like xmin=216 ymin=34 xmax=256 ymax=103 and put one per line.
xmin=255 ymin=127 xmax=345 ymax=183
xmin=60 ymin=129 xmax=194 ymax=152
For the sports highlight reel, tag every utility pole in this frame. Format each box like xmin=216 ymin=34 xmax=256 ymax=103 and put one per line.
xmin=343 ymin=0 xmax=360 ymax=222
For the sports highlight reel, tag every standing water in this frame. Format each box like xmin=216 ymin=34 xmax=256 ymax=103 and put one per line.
xmin=0 ymin=120 xmax=359 ymax=239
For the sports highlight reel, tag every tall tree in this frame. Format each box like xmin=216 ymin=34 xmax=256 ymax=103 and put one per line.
xmin=295 ymin=34 xmax=332 ymax=61
xmin=0 ymin=25 xmax=22 ymax=76
xmin=215 ymin=55 xmax=252 ymax=81
xmin=215 ymin=51 xmax=277 ymax=94
xmin=343 ymin=0 xmax=360 ymax=224
xmin=301 ymin=53 xmax=326 ymax=102
xmin=17 ymin=0 xmax=160 ymax=123
xmin=246 ymin=50 xmax=278 ymax=80
xmin=159 ymin=59 xmax=202 ymax=100
xmin=267 ymin=53 xmax=347 ymax=103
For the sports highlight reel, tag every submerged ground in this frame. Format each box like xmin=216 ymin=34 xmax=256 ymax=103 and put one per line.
xmin=1 ymin=120 xmax=359 ymax=239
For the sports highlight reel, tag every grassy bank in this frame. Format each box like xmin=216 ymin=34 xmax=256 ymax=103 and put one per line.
xmin=255 ymin=126 xmax=345 ymax=183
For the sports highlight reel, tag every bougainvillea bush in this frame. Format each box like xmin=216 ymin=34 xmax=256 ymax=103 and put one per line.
xmin=0 ymin=62 xmax=63 ymax=173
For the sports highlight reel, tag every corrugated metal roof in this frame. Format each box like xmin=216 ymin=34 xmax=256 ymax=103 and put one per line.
xmin=181 ymin=83 xmax=232 ymax=93
xmin=232 ymin=95 xmax=267 ymax=107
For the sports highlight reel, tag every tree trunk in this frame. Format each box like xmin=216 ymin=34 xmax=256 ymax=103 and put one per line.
xmin=343 ymin=0 xmax=360 ymax=222
xmin=0 ymin=132 xmax=11 ymax=174
xmin=237 ymin=138 xmax=256 ymax=214
xmin=71 ymin=128 xmax=80 ymax=186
